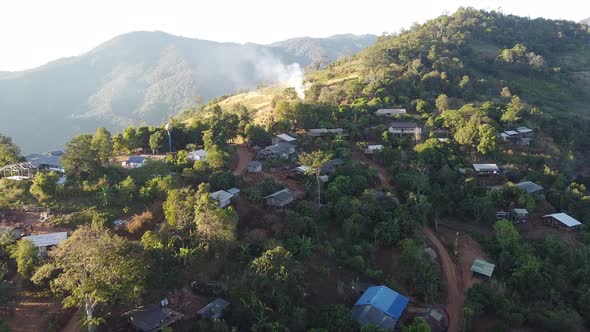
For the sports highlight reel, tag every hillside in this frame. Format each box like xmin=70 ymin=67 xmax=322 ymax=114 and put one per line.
xmin=0 ymin=31 xmax=374 ymax=153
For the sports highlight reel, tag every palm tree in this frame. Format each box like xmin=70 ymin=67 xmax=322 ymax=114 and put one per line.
xmin=298 ymin=150 xmax=332 ymax=207
xmin=97 ymin=185 xmax=112 ymax=207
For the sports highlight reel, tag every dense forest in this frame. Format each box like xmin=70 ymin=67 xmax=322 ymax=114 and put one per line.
xmin=2 ymin=7 xmax=590 ymax=332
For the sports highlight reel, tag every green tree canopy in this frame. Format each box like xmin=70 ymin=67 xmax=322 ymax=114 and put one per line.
xmin=42 ymin=225 xmax=145 ymax=330
xmin=62 ymin=134 xmax=101 ymax=179
xmin=0 ymin=133 xmax=21 ymax=167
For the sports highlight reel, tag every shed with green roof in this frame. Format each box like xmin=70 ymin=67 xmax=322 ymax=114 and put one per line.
xmin=471 ymin=259 xmax=495 ymax=279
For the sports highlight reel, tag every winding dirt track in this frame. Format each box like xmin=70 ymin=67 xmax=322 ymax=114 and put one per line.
xmin=424 ymin=227 xmax=463 ymax=332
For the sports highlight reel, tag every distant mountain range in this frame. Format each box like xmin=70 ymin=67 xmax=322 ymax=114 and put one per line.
xmin=0 ymin=31 xmax=376 ymax=153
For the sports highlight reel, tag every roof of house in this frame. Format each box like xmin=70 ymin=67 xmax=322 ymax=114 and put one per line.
xmin=26 ymin=150 xmax=65 ymax=168
xmin=424 ymin=247 xmax=438 ymax=259
xmin=543 ymin=213 xmax=582 ymax=227
xmin=197 ymin=298 xmax=230 ymax=320
xmin=376 ymin=109 xmax=407 ymax=115
xmin=308 ymin=128 xmax=327 ymax=134
xmin=471 ymin=259 xmax=495 ymax=277
xmin=276 ymin=133 xmax=296 ymax=142
xmin=294 ymin=165 xmax=310 ymax=173
xmin=367 ymin=144 xmax=384 ymax=150
xmin=513 ymin=208 xmax=529 ymax=215
xmin=389 ymin=121 xmax=419 ymax=129
xmin=472 ymin=164 xmax=499 ymax=172
xmin=126 ymin=156 xmax=146 ymax=164
xmin=248 ymin=161 xmax=262 ymax=167
xmin=516 ymin=127 xmax=533 ymax=134
xmin=23 ymin=232 xmax=67 ymax=247
xmin=354 ymin=285 xmax=409 ymax=320
xmin=264 ymin=189 xmax=295 ymax=202
xmin=504 ymin=130 xmax=519 ymax=136
xmin=210 ymin=190 xmax=234 ymax=202
xmin=188 ymin=149 xmax=207 ymax=159
xmin=128 ymin=305 xmax=183 ymax=332
xmin=227 ymin=188 xmax=240 ymax=195
xmin=516 ymin=181 xmax=544 ymax=194
xmin=265 ymin=142 xmax=295 ymax=155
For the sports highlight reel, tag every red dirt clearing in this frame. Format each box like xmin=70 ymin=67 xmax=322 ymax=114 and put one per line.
xmin=351 ymin=151 xmax=393 ymax=190
xmin=233 ymin=144 xmax=253 ymax=176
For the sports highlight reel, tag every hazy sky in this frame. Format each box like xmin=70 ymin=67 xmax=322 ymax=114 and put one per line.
xmin=0 ymin=0 xmax=588 ymax=71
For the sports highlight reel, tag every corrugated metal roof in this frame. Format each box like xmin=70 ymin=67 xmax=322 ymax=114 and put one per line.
xmin=471 ymin=259 xmax=495 ymax=277
xmin=23 ymin=232 xmax=67 ymax=247
xmin=276 ymin=134 xmax=296 ymax=142
xmin=126 ymin=156 xmax=146 ymax=163
xmin=210 ymin=190 xmax=233 ymax=202
xmin=227 ymin=188 xmax=240 ymax=195
xmin=367 ymin=145 xmax=383 ymax=151
xmin=543 ymin=213 xmax=582 ymax=227
xmin=504 ymin=130 xmax=519 ymax=136
xmin=473 ymin=164 xmax=499 ymax=172
xmin=389 ymin=121 xmax=419 ymax=129
xmin=376 ymin=109 xmax=407 ymax=115
xmin=354 ymin=285 xmax=408 ymax=319
xmin=264 ymin=189 xmax=294 ymax=202
xmin=198 ymin=298 xmax=230 ymax=320
xmin=513 ymin=208 xmax=528 ymax=215
xmin=516 ymin=127 xmax=533 ymax=134
xmin=516 ymin=181 xmax=543 ymax=194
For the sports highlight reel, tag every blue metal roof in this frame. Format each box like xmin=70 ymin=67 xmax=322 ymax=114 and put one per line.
xmin=354 ymin=285 xmax=409 ymax=319
xmin=126 ymin=156 xmax=145 ymax=163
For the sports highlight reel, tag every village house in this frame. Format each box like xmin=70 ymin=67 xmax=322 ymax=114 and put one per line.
xmin=227 ymin=188 xmax=240 ymax=199
xmin=247 ymin=161 xmax=262 ymax=173
xmin=320 ymin=158 xmax=344 ymax=175
xmin=197 ymin=298 xmax=230 ymax=321
xmin=22 ymin=232 xmax=68 ymax=255
xmin=122 ymin=156 xmax=146 ymax=169
xmin=513 ymin=208 xmax=529 ymax=222
xmin=351 ymin=285 xmax=409 ymax=330
xmin=272 ymin=133 xmax=297 ymax=145
xmin=375 ymin=108 xmax=407 ymax=117
xmin=543 ymin=212 xmax=582 ymax=231
xmin=388 ymin=121 xmax=422 ymax=140
xmin=209 ymin=190 xmax=235 ymax=208
xmin=515 ymin=181 xmax=544 ymax=197
xmin=416 ymin=308 xmax=448 ymax=332
xmin=126 ymin=305 xmax=184 ymax=332
xmin=188 ymin=149 xmax=207 ymax=162
xmin=26 ymin=150 xmax=66 ymax=173
xmin=364 ymin=144 xmax=384 ymax=154
xmin=307 ymin=128 xmax=345 ymax=137
xmin=500 ymin=127 xmax=533 ymax=145
xmin=471 ymin=258 xmax=495 ymax=279
xmin=256 ymin=142 xmax=296 ymax=160
xmin=473 ymin=163 xmax=500 ymax=175
xmin=264 ymin=189 xmax=295 ymax=208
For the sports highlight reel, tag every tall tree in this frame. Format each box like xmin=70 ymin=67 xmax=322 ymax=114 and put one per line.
xmin=91 ymin=128 xmax=113 ymax=166
xmin=149 ymin=131 xmax=166 ymax=155
xmin=163 ymin=188 xmax=196 ymax=234
xmin=62 ymin=134 xmax=101 ymax=179
xmin=477 ymin=124 xmax=498 ymax=155
xmin=39 ymin=226 xmax=145 ymax=331
xmin=11 ymin=239 xmax=38 ymax=279
xmin=194 ymin=183 xmax=238 ymax=244
xmin=30 ymin=171 xmax=59 ymax=202
xmin=298 ymin=150 xmax=333 ymax=206
xmin=0 ymin=134 xmax=21 ymax=167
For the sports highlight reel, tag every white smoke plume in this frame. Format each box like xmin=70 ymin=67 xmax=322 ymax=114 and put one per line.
xmin=254 ymin=53 xmax=305 ymax=99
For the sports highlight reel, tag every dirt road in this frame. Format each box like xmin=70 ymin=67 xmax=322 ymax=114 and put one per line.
xmin=424 ymin=227 xmax=463 ymax=332
xmin=233 ymin=144 xmax=253 ymax=176
xmin=351 ymin=151 xmax=393 ymax=190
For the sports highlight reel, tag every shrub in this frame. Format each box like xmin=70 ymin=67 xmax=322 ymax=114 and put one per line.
xmin=127 ymin=211 xmax=154 ymax=234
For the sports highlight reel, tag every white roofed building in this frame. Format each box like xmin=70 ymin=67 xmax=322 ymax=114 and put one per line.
xmin=188 ymin=149 xmax=207 ymax=162
xmin=22 ymin=232 xmax=68 ymax=255
xmin=473 ymin=164 xmax=500 ymax=175
xmin=543 ymin=213 xmax=582 ymax=231
xmin=375 ymin=109 xmax=407 ymax=117
xmin=273 ymin=134 xmax=297 ymax=144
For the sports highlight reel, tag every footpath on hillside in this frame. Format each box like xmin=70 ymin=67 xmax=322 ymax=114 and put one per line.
xmin=423 ymin=225 xmax=489 ymax=332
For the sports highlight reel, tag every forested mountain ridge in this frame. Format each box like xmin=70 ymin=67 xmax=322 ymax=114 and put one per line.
xmin=0 ymin=31 xmax=374 ymax=153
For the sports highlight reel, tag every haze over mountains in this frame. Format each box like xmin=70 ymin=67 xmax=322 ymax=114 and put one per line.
xmin=0 ymin=32 xmax=376 ymax=153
